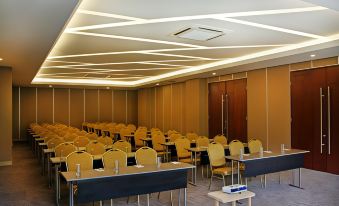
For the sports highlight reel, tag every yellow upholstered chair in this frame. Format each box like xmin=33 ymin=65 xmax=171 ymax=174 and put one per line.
xmin=102 ymin=149 xmax=127 ymax=169
xmin=174 ymin=138 xmax=192 ymax=163
xmin=119 ymin=127 xmax=131 ymax=142
xmin=97 ymin=136 xmax=113 ymax=146
xmin=248 ymin=139 xmax=263 ymax=154
xmin=85 ymin=132 xmax=98 ymax=141
xmin=127 ymin=124 xmax=136 ymax=132
xmin=214 ymin=135 xmax=228 ymax=145
xmin=186 ymin=132 xmax=199 ymax=142
xmin=167 ymin=130 xmax=177 ymax=137
xmin=207 ymin=142 xmax=235 ymax=190
xmin=196 ymin=136 xmax=210 ymax=148
xmin=73 ymin=137 xmax=90 ymax=148
xmin=229 ymin=140 xmax=245 ymax=156
xmin=86 ymin=142 xmax=106 ymax=155
xmin=134 ymin=130 xmax=147 ymax=148
xmin=54 ymin=143 xmax=76 ymax=157
xmin=170 ymin=132 xmax=182 ymax=142
xmin=113 ymin=140 xmax=132 ymax=153
xmin=47 ymin=137 xmax=64 ymax=149
xmin=63 ymin=133 xmax=78 ymax=142
xmin=66 ymin=151 xmax=93 ymax=172
xmin=152 ymin=132 xmax=166 ymax=158
xmin=135 ymin=147 xmax=157 ymax=165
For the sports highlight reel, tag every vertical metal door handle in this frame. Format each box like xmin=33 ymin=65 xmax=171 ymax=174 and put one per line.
xmin=327 ymin=86 xmax=331 ymax=155
xmin=320 ymin=88 xmax=323 ymax=154
xmin=221 ymin=94 xmax=224 ymax=135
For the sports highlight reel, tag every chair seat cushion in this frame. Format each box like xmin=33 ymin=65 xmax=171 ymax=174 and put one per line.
xmin=213 ymin=167 xmax=237 ymax=175
xmin=179 ymin=158 xmax=193 ymax=163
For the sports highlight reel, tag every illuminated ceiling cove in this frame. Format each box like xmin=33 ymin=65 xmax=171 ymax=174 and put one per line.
xmin=32 ymin=0 xmax=339 ymax=87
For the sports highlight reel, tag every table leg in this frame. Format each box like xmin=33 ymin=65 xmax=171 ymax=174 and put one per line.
xmin=231 ymin=160 xmax=234 ymax=185
xmin=147 ymin=194 xmax=150 ymax=206
xmin=232 ymin=201 xmax=236 ymax=206
xmin=237 ymin=161 xmax=240 ymax=184
xmin=42 ymin=151 xmax=45 ymax=175
xmin=299 ymin=168 xmax=301 ymax=188
xmin=69 ymin=181 xmax=74 ymax=206
xmin=184 ymin=188 xmax=187 ymax=206
xmin=55 ymin=164 xmax=60 ymax=204
xmin=248 ymin=197 xmax=252 ymax=206
xmin=48 ymin=153 xmax=51 ymax=188
xmin=214 ymin=200 xmax=219 ymax=206
xmin=194 ymin=152 xmax=197 ymax=184
xmin=178 ymin=189 xmax=181 ymax=206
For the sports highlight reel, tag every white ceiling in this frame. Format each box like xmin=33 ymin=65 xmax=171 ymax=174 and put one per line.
xmin=2 ymin=0 xmax=339 ymax=87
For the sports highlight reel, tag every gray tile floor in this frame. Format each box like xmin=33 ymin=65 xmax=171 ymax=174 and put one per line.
xmin=0 ymin=142 xmax=338 ymax=206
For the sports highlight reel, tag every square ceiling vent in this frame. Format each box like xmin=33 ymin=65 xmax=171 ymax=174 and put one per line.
xmin=174 ymin=26 xmax=226 ymax=41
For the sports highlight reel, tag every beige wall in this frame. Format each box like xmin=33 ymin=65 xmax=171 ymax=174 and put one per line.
xmin=0 ymin=67 xmax=12 ymax=165
xmin=12 ymin=87 xmax=138 ymax=140
xmin=138 ymin=79 xmax=208 ymax=136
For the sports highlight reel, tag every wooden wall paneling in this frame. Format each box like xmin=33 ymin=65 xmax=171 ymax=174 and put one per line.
xmin=137 ymin=89 xmax=148 ymax=127
xmin=20 ymin=87 xmax=36 ymax=140
xmin=171 ymin=83 xmax=184 ymax=133
xmin=312 ymin=57 xmax=338 ymax=68
xmin=149 ymin=88 xmax=156 ymax=128
xmin=127 ymin=90 xmax=138 ymax=125
xmin=247 ymin=69 xmax=268 ymax=149
xmin=163 ymin=85 xmax=172 ymax=132
xmin=290 ymin=61 xmax=311 ymax=71
xmin=184 ymin=79 xmax=201 ymax=134
xmin=84 ymin=89 xmax=99 ymax=122
xmin=37 ymin=88 xmax=53 ymax=124
xmin=155 ymin=87 xmax=164 ymax=130
xmin=70 ymin=89 xmax=84 ymax=129
xmin=12 ymin=87 xmax=19 ymax=140
xmin=99 ymin=89 xmax=113 ymax=122
xmin=267 ymin=65 xmax=291 ymax=151
xmin=113 ymin=90 xmax=127 ymax=124
xmin=199 ymin=79 xmax=208 ymax=136
xmin=54 ymin=88 xmax=69 ymax=125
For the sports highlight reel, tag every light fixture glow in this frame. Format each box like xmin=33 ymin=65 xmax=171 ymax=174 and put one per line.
xmin=310 ymin=54 xmax=316 ymax=58
xmin=0 ymin=58 xmax=3 ymax=61
xmin=212 ymin=72 xmax=216 ymax=75
xmin=66 ymin=7 xmax=326 ymax=32
xmin=215 ymin=17 xmax=323 ymax=39
xmin=77 ymin=9 xmax=145 ymax=21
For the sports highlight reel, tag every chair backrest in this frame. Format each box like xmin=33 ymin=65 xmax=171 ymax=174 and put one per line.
xmin=102 ymin=149 xmax=127 ymax=169
xmin=44 ymin=133 xmax=60 ymax=142
xmin=152 ymin=133 xmax=165 ymax=151
xmin=119 ymin=127 xmax=131 ymax=141
xmin=73 ymin=137 xmax=90 ymax=147
xmin=174 ymin=138 xmax=191 ymax=159
xmin=135 ymin=147 xmax=157 ymax=165
xmin=86 ymin=142 xmax=106 ymax=155
xmin=134 ymin=130 xmax=147 ymax=147
xmin=86 ymin=132 xmax=98 ymax=141
xmin=196 ymin=136 xmax=210 ymax=148
xmin=214 ymin=135 xmax=228 ymax=145
xmin=47 ymin=137 xmax=64 ymax=149
xmin=113 ymin=140 xmax=132 ymax=152
xmin=229 ymin=140 xmax=245 ymax=156
xmin=97 ymin=136 xmax=113 ymax=146
xmin=66 ymin=151 xmax=93 ymax=172
xmin=127 ymin=124 xmax=136 ymax=132
xmin=63 ymin=133 xmax=77 ymax=142
xmin=186 ymin=132 xmax=198 ymax=141
xmin=170 ymin=132 xmax=182 ymax=142
xmin=54 ymin=143 xmax=77 ymax=157
xmin=207 ymin=142 xmax=226 ymax=167
xmin=248 ymin=139 xmax=263 ymax=153
xmin=167 ymin=130 xmax=177 ymax=137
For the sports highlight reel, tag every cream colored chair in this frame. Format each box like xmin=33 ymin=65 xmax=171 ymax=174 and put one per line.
xmin=196 ymin=136 xmax=210 ymax=148
xmin=134 ymin=130 xmax=147 ymax=148
xmin=66 ymin=151 xmax=93 ymax=171
xmin=186 ymin=132 xmax=199 ymax=142
xmin=119 ymin=127 xmax=131 ymax=141
xmin=86 ymin=142 xmax=106 ymax=155
xmin=214 ymin=135 xmax=228 ymax=145
xmin=102 ymin=149 xmax=127 ymax=169
xmin=229 ymin=140 xmax=245 ymax=156
xmin=97 ymin=136 xmax=113 ymax=146
xmin=127 ymin=124 xmax=136 ymax=132
xmin=207 ymin=142 xmax=235 ymax=190
xmin=73 ymin=137 xmax=90 ymax=148
xmin=174 ymin=138 xmax=192 ymax=163
xmin=54 ymin=143 xmax=76 ymax=157
xmin=63 ymin=133 xmax=77 ymax=142
xmin=135 ymin=147 xmax=157 ymax=165
xmin=169 ymin=132 xmax=181 ymax=142
xmin=248 ymin=139 xmax=263 ymax=154
xmin=47 ymin=137 xmax=64 ymax=149
xmin=152 ymin=132 xmax=167 ymax=159
xmin=86 ymin=132 xmax=98 ymax=141
xmin=113 ymin=140 xmax=132 ymax=153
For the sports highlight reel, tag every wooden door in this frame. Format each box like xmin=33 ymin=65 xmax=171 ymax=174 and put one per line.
xmin=326 ymin=66 xmax=339 ymax=174
xmin=208 ymin=82 xmax=226 ymax=138
xmin=225 ymin=79 xmax=247 ymax=142
xmin=291 ymin=68 xmax=327 ymax=171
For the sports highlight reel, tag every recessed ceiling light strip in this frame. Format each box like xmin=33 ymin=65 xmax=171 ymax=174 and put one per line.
xmin=66 ymin=7 xmax=326 ymax=31
xmin=38 ymin=71 xmax=150 ymax=76
xmin=215 ymin=17 xmax=323 ymax=39
xmin=46 ymin=44 xmax=287 ymax=60
xmin=77 ymin=9 xmax=145 ymax=21
xmin=67 ymin=31 xmax=205 ymax=48
xmin=32 ymin=77 xmax=136 ymax=86
xmin=142 ymin=52 xmax=214 ymax=60
xmin=42 ymin=75 xmax=147 ymax=80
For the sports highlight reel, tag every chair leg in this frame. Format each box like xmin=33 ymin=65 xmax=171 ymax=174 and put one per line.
xmin=100 ymin=200 xmax=103 ymax=206
xmin=147 ymin=194 xmax=150 ymax=206
xmin=137 ymin=195 xmax=140 ymax=206
xmin=110 ymin=199 xmax=113 ymax=206
xmin=209 ymin=174 xmax=213 ymax=190
xmin=158 ymin=192 xmax=160 ymax=199
xmin=222 ymin=175 xmax=225 ymax=186
xmin=170 ymin=191 xmax=173 ymax=206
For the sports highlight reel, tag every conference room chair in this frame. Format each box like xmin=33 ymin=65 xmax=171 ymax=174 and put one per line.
xmin=167 ymin=129 xmax=177 ymax=137
xmin=213 ymin=135 xmax=228 ymax=145
xmin=207 ymin=142 xmax=234 ymax=190
xmin=174 ymin=138 xmax=193 ymax=163
xmin=113 ymin=140 xmax=132 ymax=153
xmin=127 ymin=124 xmax=136 ymax=132
xmin=77 ymin=130 xmax=88 ymax=136
xmin=102 ymin=149 xmax=128 ymax=206
xmin=54 ymin=143 xmax=77 ymax=158
xmin=73 ymin=137 xmax=90 ymax=148
xmin=47 ymin=137 xmax=64 ymax=149
xmin=86 ymin=142 xmax=106 ymax=155
xmin=248 ymin=139 xmax=263 ymax=153
xmin=44 ymin=133 xmax=60 ymax=143
xmin=169 ymin=132 xmax=182 ymax=142
xmin=134 ymin=129 xmax=147 ymax=149
xmin=151 ymin=132 xmax=167 ymax=160
xmin=119 ymin=127 xmax=132 ymax=142
xmin=186 ymin=132 xmax=199 ymax=142
xmin=97 ymin=136 xmax=113 ymax=146
xmin=196 ymin=136 xmax=210 ymax=177
xmin=63 ymin=133 xmax=77 ymax=142
xmin=86 ymin=132 xmax=98 ymax=141
xmin=229 ymin=140 xmax=246 ymax=184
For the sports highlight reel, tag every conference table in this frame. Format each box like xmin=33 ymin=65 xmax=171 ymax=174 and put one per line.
xmin=225 ymin=149 xmax=309 ymax=188
xmin=61 ymin=162 xmax=194 ymax=206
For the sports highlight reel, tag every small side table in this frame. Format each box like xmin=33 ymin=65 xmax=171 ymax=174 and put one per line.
xmin=208 ymin=190 xmax=255 ymax=206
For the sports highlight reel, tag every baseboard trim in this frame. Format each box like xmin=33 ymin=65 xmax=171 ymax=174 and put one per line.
xmin=0 ymin=161 xmax=12 ymax=166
